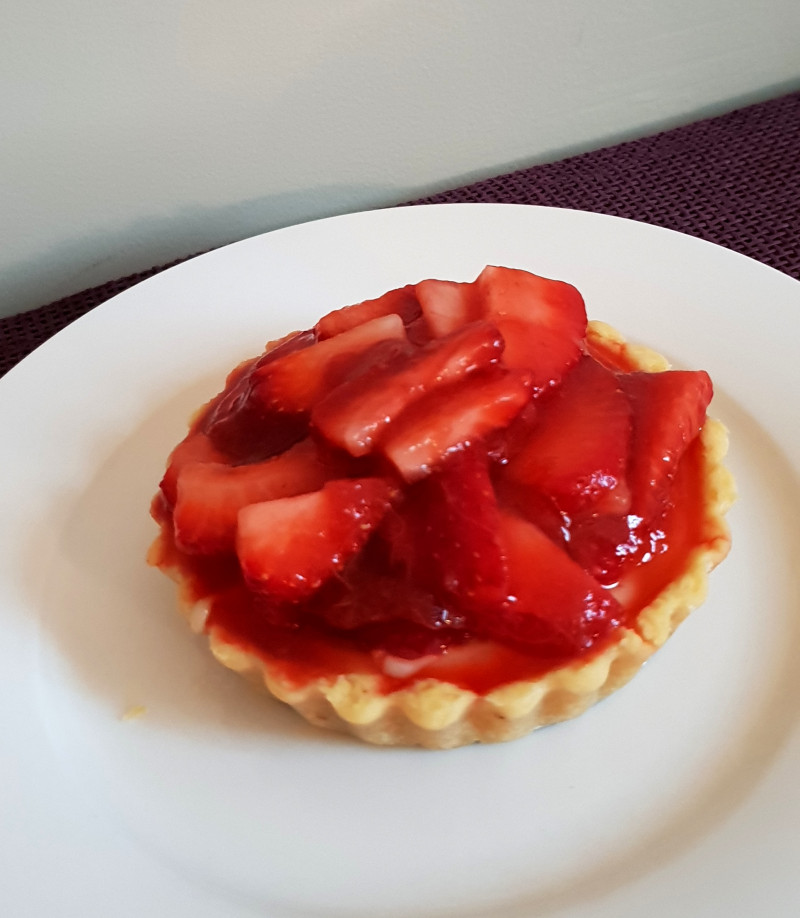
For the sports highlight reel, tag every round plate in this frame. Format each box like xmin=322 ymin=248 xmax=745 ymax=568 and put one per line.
xmin=2 ymin=204 xmax=799 ymax=917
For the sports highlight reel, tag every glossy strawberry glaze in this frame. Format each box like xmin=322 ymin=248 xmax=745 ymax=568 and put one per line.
xmin=149 ymin=331 xmax=712 ymax=697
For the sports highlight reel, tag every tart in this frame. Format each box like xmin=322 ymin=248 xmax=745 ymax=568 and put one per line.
xmin=148 ymin=266 xmax=734 ymax=749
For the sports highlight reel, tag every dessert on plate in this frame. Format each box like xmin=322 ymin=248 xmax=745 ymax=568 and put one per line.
xmin=148 ymin=265 xmax=734 ymax=748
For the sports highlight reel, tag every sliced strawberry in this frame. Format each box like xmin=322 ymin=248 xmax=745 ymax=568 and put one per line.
xmin=621 ymin=369 xmax=712 ymax=520
xmin=474 ymin=512 xmax=622 ymax=654
xmin=404 ymin=315 xmax=435 ymax=348
xmin=484 ymin=398 xmax=539 ymax=464
xmin=254 ymin=328 xmax=319 ymax=368
xmin=312 ymin=320 xmax=505 ymax=456
xmin=198 ymin=356 xmax=258 ymax=447
xmin=252 ymin=313 xmax=408 ymax=413
xmin=380 ymin=370 xmax=532 ymax=481
xmin=316 ymin=285 xmax=421 ymax=338
xmin=503 ymin=357 xmax=632 ymax=516
xmin=173 ymin=439 xmax=334 ymax=554
xmin=237 ymin=478 xmax=395 ymax=602
xmin=567 ymin=513 xmax=667 ymax=587
xmin=474 ymin=265 xmax=586 ymax=389
xmin=160 ymin=431 xmax=228 ymax=508
xmin=415 ymin=278 xmax=481 ymax=338
xmin=201 ymin=366 xmax=306 ymax=464
xmin=493 ymin=476 xmax=570 ymax=550
xmin=196 ymin=330 xmax=318 ymax=462
xmin=408 ymin=448 xmax=508 ymax=612
xmin=313 ymin=570 xmax=463 ymax=632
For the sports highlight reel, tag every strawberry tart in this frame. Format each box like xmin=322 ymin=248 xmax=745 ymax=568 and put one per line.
xmin=148 ymin=266 xmax=734 ymax=748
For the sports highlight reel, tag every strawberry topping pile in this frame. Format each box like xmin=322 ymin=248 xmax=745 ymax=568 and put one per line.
xmin=153 ymin=266 xmax=713 ymax=664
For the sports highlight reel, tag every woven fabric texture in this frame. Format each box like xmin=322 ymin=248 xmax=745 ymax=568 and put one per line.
xmin=2 ymin=90 xmax=798 ymax=378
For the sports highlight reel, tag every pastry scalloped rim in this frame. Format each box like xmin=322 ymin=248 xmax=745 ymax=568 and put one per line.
xmin=150 ymin=321 xmax=735 ymax=749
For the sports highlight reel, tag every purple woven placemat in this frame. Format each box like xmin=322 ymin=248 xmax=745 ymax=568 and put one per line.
xmin=2 ymin=91 xmax=798 ymax=378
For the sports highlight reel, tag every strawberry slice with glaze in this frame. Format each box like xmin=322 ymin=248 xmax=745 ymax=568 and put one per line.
xmin=410 ymin=448 xmax=508 ymax=612
xmin=159 ymin=431 xmax=228 ymax=508
xmin=564 ymin=369 xmax=711 ymax=584
xmin=621 ymin=369 xmax=712 ymax=520
xmin=474 ymin=265 xmax=586 ymax=390
xmin=474 ymin=512 xmax=622 ymax=654
xmin=252 ymin=313 xmax=408 ymax=413
xmin=316 ymin=285 xmax=421 ymax=338
xmin=415 ymin=278 xmax=481 ymax=338
xmin=314 ymin=570 xmax=463 ymax=633
xmin=173 ymin=439 xmax=334 ymax=554
xmin=380 ymin=369 xmax=532 ymax=481
xmin=567 ymin=513 xmax=666 ymax=587
xmin=200 ymin=330 xmax=319 ymax=463
xmin=312 ymin=320 xmax=505 ymax=456
xmin=503 ymin=357 xmax=632 ymax=516
xmin=237 ymin=478 xmax=395 ymax=602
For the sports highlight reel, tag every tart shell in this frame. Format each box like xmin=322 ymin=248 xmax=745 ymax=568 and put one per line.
xmin=150 ymin=322 xmax=735 ymax=749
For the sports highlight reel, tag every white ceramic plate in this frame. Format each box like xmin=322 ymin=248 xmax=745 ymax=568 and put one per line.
xmin=2 ymin=204 xmax=799 ymax=918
